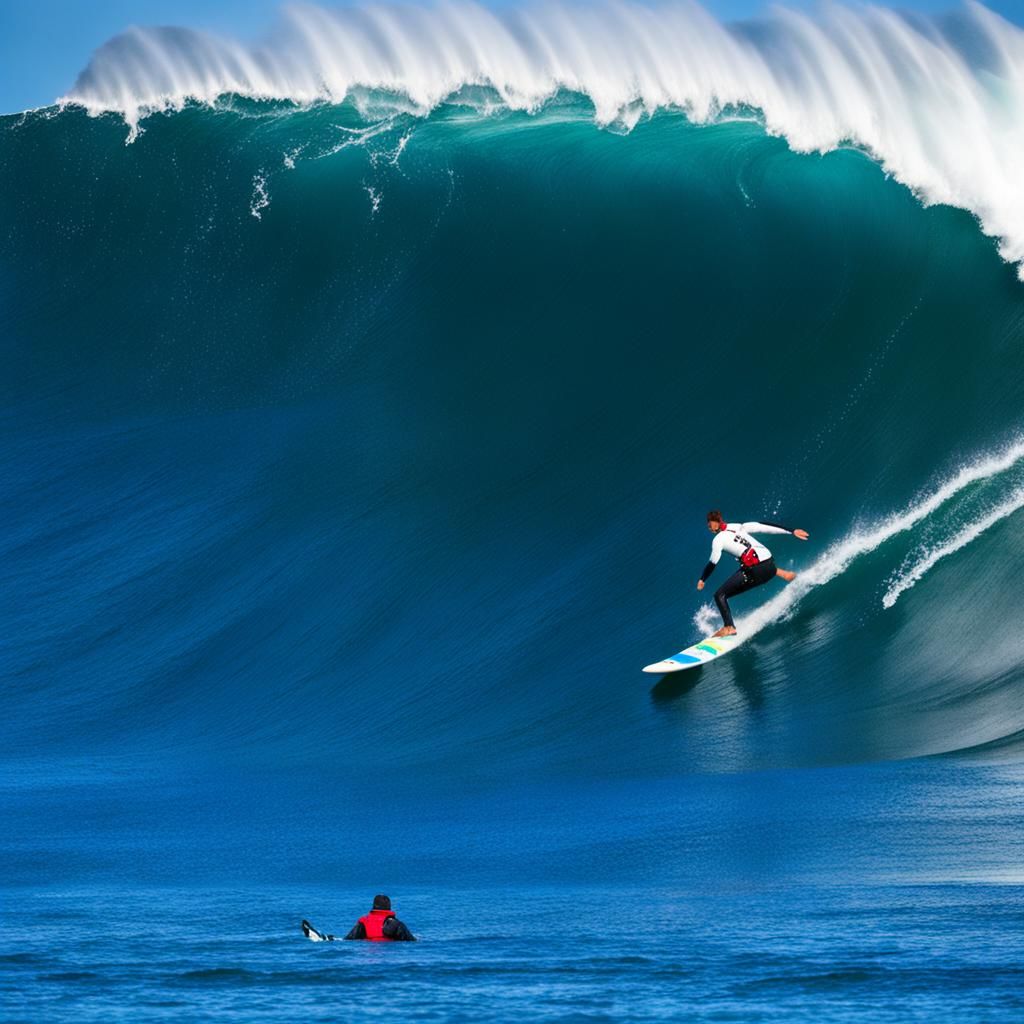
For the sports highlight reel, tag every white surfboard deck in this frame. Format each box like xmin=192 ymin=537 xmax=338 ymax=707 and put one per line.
xmin=643 ymin=633 xmax=743 ymax=673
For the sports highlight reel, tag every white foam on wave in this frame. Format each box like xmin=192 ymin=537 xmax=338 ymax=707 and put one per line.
xmin=694 ymin=437 xmax=1024 ymax=639
xmin=59 ymin=2 xmax=1024 ymax=276
xmin=882 ymin=486 xmax=1024 ymax=608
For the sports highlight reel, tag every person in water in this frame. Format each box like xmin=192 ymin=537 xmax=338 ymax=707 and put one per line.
xmin=301 ymin=894 xmax=416 ymax=942
xmin=697 ymin=510 xmax=809 ymax=637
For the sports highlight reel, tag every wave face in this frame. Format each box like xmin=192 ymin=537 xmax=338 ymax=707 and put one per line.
xmin=4 ymin=22 xmax=1024 ymax=793
xmin=62 ymin=1 xmax=1024 ymax=277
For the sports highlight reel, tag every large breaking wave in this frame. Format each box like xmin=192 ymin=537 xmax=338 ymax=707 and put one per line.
xmin=60 ymin=1 xmax=1024 ymax=277
xmin=3 ymin=2 xmax=1024 ymax=789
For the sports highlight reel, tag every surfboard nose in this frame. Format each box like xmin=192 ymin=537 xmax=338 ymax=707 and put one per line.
xmin=643 ymin=659 xmax=689 ymax=673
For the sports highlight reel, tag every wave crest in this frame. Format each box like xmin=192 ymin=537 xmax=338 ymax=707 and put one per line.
xmin=60 ymin=2 xmax=1024 ymax=276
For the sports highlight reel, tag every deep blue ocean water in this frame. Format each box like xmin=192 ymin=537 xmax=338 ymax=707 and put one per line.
xmin=3 ymin=59 xmax=1024 ymax=1020
xmin=4 ymin=757 xmax=1024 ymax=1020
xmin=5 ymin=880 xmax=1024 ymax=1022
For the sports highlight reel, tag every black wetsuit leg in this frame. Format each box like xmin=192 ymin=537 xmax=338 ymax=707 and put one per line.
xmin=714 ymin=558 xmax=777 ymax=629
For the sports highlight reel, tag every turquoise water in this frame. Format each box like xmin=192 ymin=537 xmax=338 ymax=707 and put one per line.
xmin=3 ymin=89 xmax=1024 ymax=1019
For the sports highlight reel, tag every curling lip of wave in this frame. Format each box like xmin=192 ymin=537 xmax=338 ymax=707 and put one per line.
xmin=696 ymin=437 xmax=1024 ymax=638
xmin=59 ymin=1 xmax=1024 ymax=278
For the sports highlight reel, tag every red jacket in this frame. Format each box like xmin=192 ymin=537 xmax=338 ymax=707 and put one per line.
xmin=358 ymin=909 xmax=397 ymax=941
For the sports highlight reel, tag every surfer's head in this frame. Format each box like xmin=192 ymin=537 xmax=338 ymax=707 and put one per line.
xmin=372 ymin=894 xmax=392 ymax=911
xmin=706 ymin=510 xmax=724 ymax=532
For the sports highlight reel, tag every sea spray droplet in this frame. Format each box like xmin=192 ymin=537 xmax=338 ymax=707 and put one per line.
xmin=694 ymin=605 xmax=720 ymax=638
xmin=250 ymin=172 xmax=270 ymax=220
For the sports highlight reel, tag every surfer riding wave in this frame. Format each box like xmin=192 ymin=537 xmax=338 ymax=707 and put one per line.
xmin=697 ymin=510 xmax=809 ymax=637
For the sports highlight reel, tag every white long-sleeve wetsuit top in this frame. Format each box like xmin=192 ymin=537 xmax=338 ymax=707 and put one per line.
xmin=699 ymin=522 xmax=793 ymax=582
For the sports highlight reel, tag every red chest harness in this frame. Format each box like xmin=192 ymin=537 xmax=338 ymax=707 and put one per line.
xmin=359 ymin=909 xmax=397 ymax=941
xmin=721 ymin=526 xmax=761 ymax=567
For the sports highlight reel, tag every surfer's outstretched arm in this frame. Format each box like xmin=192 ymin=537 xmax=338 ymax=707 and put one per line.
xmin=742 ymin=521 xmax=809 ymax=540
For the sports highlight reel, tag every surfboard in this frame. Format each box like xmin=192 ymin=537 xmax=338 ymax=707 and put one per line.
xmin=643 ymin=633 xmax=742 ymax=673
xmin=302 ymin=920 xmax=335 ymax=942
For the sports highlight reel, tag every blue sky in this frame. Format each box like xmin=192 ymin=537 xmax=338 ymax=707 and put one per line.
xmin=0 ymin=0 xmax=1020 ymax=114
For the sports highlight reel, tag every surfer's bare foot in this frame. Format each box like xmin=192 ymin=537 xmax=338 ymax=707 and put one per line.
xmin=712 ymin=626 xmax=737 ymax=638
xmin=777 ymin=569 xmax=796 ymax=582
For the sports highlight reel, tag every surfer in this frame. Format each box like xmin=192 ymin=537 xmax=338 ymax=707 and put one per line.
xmin=302 ymin=894 xmax=416 ymax=942
xmin=697 ymin=510 xmax=809 ymax=637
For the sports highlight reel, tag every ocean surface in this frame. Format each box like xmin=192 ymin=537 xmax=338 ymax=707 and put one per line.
xmin=3 ymin=2 xmax=1024 ymax=1020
